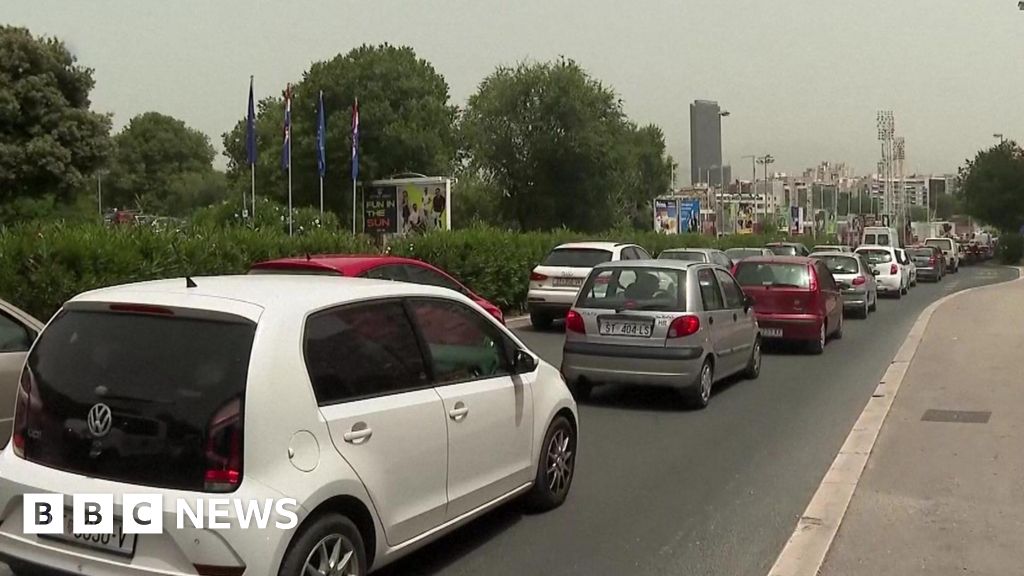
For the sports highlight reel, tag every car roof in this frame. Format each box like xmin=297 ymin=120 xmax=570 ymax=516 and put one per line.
xmin=811 ymin=251 xmax=857 ymax=258
xmin=67 ymin=275 xmax=466 ymax=322
xmin=736 ymin=255 xmax=814 ymax=265
xmin=250 ymin=254 xmax=427 ymax=275
xmin=552 ymin=241 xmax=627 ymax=251
xmin=593 ymin=259 xmax=702 ymax=271
xmin=856 ymin=244 xmax=896 ymax=252
xmin=661 ymin=247 xmax=717 ymax=254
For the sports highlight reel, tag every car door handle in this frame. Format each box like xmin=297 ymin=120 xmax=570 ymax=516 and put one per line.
xmin=343 ymin=423 xmax=373 ymax=444
xmin=708 ymin=316 xmax=714 ymax=325
xmin=449 ymin=402 xmax=469 ymax=421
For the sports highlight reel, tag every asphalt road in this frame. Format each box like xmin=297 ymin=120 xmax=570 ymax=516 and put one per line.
xmin=377 ymin=264 xmax=1017 ymax=576
xmin=1 ymin=265 xmax=1015 ymax=576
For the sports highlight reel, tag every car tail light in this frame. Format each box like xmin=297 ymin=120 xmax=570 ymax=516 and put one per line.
xmin=853 ymin=275 xmax=866 ymax=286
xmin=204 ymin=397 xmax=242 ymax=492
xmin=890 ymin=263 xmax=898 ymax=275
xmin=808 ymin=265 xmax=819 ymax=293
xmin=11 ymin=369 xmax=33 ymax=458
xmin=929 ymin=255 xmax=937 ymax=265
xmin=566 ymin=310 xmax=586 ymax=334
xmin=109 ymin=303 xmax=174 ymax=316
xmin=668 ymin=315 xmax=700 ymax=338
xmin=530 ymin=272 xmax=548 ymax=282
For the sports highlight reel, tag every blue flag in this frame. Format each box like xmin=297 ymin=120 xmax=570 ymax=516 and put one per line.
xmin=281 ymin=84 xmax=292 ymax=171
xmin=246 ymin=77 xmax=256 ymax=166
xmin=351 ymin=98 xmax=359 ymax=181
xmin=316 ymin=91 xmax=326 ymax=178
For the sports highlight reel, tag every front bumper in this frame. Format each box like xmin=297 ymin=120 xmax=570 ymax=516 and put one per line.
xmin=561 ymin=341 xmax=704 ymax=387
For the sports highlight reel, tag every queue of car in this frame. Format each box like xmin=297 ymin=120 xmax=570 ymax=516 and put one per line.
xmin=0 ymin=234 xmax=982 ymax=575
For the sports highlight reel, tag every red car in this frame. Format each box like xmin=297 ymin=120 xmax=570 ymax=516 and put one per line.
xmin=249 ymin=255 xmax=504 ymax=323
xmin=732 ymin=256 xmax=843 ymax=354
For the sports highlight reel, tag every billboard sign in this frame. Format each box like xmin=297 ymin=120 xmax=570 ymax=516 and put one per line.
xmin=654 ymin=198 xmax=680 ymax=234
xmin=679 ymin=198 xmax=700 ymax=233
xmin=367 ymin=176 xmax=451 ymax=235
xmin=363 ymin=186 xmax=399 ymax=234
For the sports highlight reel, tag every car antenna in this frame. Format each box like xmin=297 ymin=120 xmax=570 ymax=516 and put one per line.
xmin=305 ymin=252 xmax=312 ymax=261
xmin=186 ymin=276 xmax=198 ymax=289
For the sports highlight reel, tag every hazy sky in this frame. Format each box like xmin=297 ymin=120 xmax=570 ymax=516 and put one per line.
xmin=6 ymin=0 xmax=1024 ymax=178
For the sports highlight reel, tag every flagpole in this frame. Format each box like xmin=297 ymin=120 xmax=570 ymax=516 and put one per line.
xmin=250 ymin=164 xmax=256 ymax=222
xmin=288 ymin=135 xmax=293 ymax=236
xmin=320 ymin=176 xmax=324 ymax=220
xmin=351 ymin=175 xmax=356 ymax=234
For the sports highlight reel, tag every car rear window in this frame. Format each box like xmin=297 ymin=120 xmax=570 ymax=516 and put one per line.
xmin=658 ymin=251 xmax=706 ymax=262
xmin=767 ymin=245 xmax=797 ymax=256
xmin=577 ymin=268 xmax=685 ymax=311
xmin=858 ymin=249 xmax=893 ymax=264
xmin=909 ymin=248 xmax=934 ymax=258
xmin=734 ymin=262 xmax=810 ymax=289
xmin=22 ymin=309 xmax=255 ymax=492
xmin=820 ymin=256 xmax=859 ymax=275
xmin=542 ymin=248 xmax=613 ymax=267
xmin=864 ymin=233 xmax=889 ymax=245
xmin=248 ymin=266 xmax=340 ymax=276
xmin=725 ymin=248 xmax=764 ymax=260
xmin=925 ymin=239 xmax=953 ymax=251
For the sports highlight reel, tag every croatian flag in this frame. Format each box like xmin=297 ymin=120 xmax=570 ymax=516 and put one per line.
xmin=281 ymin=83 xmax=292 ymax=170
xmin=351 ymin=98 xmax=359 ymax=181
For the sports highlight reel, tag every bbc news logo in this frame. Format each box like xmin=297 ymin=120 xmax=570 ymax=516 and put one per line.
xmin=24 ymin=494 xmax=299 ymax=534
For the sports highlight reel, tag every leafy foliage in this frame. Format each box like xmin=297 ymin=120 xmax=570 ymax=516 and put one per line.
xmin=0 ymin=26 xmax=111 ymax=204
xmin=105 ymin=112 xmax=226 ymax=214
xmin=959 ymin=141 xmax=1024 ymax=233
xmin=223 ymin=44 xmax=459 ymax=225
xmin=998 ymin=233 xmax=1023 ymax=265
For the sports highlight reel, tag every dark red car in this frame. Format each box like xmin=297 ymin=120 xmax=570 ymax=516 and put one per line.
xmin=250 ymin=255 xmax=504 ymax=323
xmin=732 ymin=256 xmax=843 ymax=353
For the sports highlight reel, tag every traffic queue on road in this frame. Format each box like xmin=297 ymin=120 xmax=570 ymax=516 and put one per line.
xmin=0 ymin=233 xmax=995 ymax=576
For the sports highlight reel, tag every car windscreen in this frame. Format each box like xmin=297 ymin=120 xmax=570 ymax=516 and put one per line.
xmin=734 ymin=262 xmax=810 ymax=289
xmin=577 ymin=268 xmax=685 ymax=312
xmin=542 ymin=248 xmax=613 ymax=268
xmin=925 ymin=239 xmax=953 ymax=251
xmin=658 ymin=251 xmax=706 ymax=262
xmin=858 ymin=249 xmax=893 ymax=264
xmin=820 ymin=255 xmax=859 ymax=275
xmin=767 ymin=245 xmax=797 ymax=256
xmin=21 ymin=309 xmax=255 ymax=492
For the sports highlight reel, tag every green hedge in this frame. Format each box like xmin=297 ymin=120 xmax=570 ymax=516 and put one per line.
xmin=0 ymin=223 xmax=807 ymax=320
xmin=998 ymin=233 xmax=1023 ymax=265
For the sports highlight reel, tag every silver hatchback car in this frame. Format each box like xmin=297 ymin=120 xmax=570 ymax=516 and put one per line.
xmin=561 ymin=260 xmax=761 ymax=408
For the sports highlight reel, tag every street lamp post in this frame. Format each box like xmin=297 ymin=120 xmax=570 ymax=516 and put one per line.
xmin=994 ymin=133 xmax=1006 ymax=144
xmin=718 ymin=110 xmax=730 ymax=236
xmin=756 ymin=154 xmax=775 ymax=230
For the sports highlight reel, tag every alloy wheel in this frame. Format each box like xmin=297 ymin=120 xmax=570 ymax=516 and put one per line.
xmin=700 ymin=363 xmax=713 ymax=403
xmin=546 ymin=428 xmax=574 ymax=496
xmin=752 ymin=341 xmax=762 ymax=374
xmin=819 ymin=323 xmax=826 ymax=349
xmin=303 ymin=534 xmax=359 ymax=576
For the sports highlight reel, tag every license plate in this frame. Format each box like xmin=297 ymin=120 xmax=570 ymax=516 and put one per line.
xmin=599 ymin=319 xmax=653 ymax=337
xmin=761 ymin=327 xmax=783 ymax=338
xmin=553 ymin=277 xmax=583 ymax=287
xmin=40 ymin=511 xmax=137 ymax=557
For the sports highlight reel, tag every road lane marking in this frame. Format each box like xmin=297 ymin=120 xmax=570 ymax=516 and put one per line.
xmin=766 ymin=266 xmax=1022 ymax=576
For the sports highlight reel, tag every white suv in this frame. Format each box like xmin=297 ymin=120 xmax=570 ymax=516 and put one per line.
xmin=527 ymin=242 xmax=650 ymax=329
xmin=0 ymin=275 xmax=577 ymax=576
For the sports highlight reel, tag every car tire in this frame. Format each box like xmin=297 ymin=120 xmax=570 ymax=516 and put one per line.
xmin=894 ymin=287 xmax=902 ymax=300
xmin=570 ymin=381 xmax=593 ymax=402
xmin=743 ymin=338 xmax=762 ymax=380
xmin=859 ymin=299 xmax=870 ymax=319
xmin=809 ymin=322 xmax=826 ymax=354
xmin=278 ymin=513 xmax=367 ymax=576
xmin=911 ymin=277 xmax=917 ymax=287
xmin=869 ymin=293 xmax=878 ymax=311
xmin=525 ymin=415 xmax=576 ymax=511
xmin=686 ymin=358 xmax=714 ymax=408
xmin=530 ymin=311 xmax=553 ymax=330
xmin=833 ymin=314 xmax=844 ymax=339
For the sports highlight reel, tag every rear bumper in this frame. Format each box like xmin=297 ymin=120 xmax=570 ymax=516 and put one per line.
xmin=755 ymin=314 xmax=822 ymax=341
xmin=561 ymin=341 xmax=704 ymax=387
xmin=527 ymin=288 xmax=578 ymax=316
xmin=916 ymin=266 xmax=940 ymax=278
xmin=841 ymin=290 xmax=869 ymax=307
xmin=875 ymin=275 xmax=902 ymax=292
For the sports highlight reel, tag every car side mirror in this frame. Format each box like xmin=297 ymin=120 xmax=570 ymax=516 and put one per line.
xmin=743 ymin=295 xmax=755 ymax=312
xmin=871 ymin=269 xmax=880 ymax=276
xmin=837 ymin=281 xmax=851 ymax=290
xmin=514 ymin=349 xmax=538 ymax=374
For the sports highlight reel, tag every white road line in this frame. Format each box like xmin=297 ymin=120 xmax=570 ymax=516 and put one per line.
xmin=766 ymin=267 xmax=1023 ymax=576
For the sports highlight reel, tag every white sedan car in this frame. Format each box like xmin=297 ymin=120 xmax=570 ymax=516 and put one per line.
xmin=856 ymin=245 xmax=909 ymax=298
xmin=0 ymin=275 xmax=577 ymax=576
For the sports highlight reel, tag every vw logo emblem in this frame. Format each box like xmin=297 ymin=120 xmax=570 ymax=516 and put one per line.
xmin=87 ymin=403 xmax=112 ymax=438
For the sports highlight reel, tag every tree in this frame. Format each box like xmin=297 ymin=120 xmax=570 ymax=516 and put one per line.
xmin=0 ymin=26 xmax=111 ymax=204
xmin=461 ymin=59 xmax=633 ymax=231
xmin=106 ymin=112 xmax=221 ymax=213
xmin=959 ymin=141 xmax=1024 ymax=232
xmin=613 ymin=124 xmax=673 ymax=229
xmin=223 ymin=44 xmax=458 ymax=223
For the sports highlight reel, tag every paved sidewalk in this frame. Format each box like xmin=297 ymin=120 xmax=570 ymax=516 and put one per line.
xmin=819 ymin=276 xmax=1024 ymax=575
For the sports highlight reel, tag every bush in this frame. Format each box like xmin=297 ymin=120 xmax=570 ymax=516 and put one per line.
xmin=0 ymin=223 xmax=799 ymax=320
xmin=998 ymin=233 xmax=1023 ymax=265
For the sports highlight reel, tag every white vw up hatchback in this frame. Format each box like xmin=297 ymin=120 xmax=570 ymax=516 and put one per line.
xmin=0 ymin=275 xmax=577 ymax=576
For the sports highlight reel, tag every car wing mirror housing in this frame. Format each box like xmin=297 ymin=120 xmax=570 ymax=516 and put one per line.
xmin=743 ymin=295 xmax=755 ymax=312
xmin=514 ymin=349 xmax=538 ymax=374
